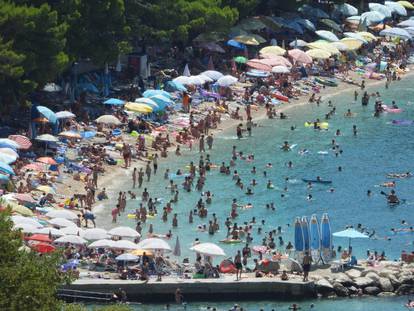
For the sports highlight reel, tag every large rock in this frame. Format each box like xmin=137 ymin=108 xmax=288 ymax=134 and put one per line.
xmin=377 ymin=292 xmax=396 ymax=297
xmin=396 ymin=284 xmax=414 ymax=295
xmin=347 ymin=286 xmax=359 ymax=295
xmin=388 ymin=274 xmax=401 ymax=287
xmin=354 ymin=277 xmax=374 ymax=288
xmin=333 ymin=282 xmax=349 ymax=297
xmin=316 ymin=279 xmax=335 ymax=296
xmin=363 ymin=286 xmax=381 ymax=296
xmin=399 ymin=275 xmax=414 ymax=285
xmin=379 ymin=277 xmax=394 ymax=292
xmin=345 ymin=269 xmax=362 ymax=279
xmin=365 ymin=272 xmax=380 ymax=282
xmin=333 ymin=273 xmax=353 ymax=286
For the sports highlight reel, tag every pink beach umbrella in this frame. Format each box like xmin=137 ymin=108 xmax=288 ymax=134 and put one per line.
xmin=246 ymin=59 xmax=272 ymax=71
xmin=288 ymin=49 xmax=313 ymax=64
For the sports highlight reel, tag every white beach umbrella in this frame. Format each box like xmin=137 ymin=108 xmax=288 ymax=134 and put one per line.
xmin=380 ymin=27 xmax=412 ymax=40
xmin=116 ymin=253 xmax=139 ymax=261
xmin=173 ymin=76 xmax=190 ymax=85
xmin=34 ymin=227 xmax=65 ymax=237
xmin=35 ymin=134 xmax=59 ymax=143
xmin=361 ymin=11 xmax=386 ymax=26
xmin=344 ymin=32 xmax=368 ymax=44
xmin=272 ymin=65 xmax=290 ymax=74
xmin=187 ymin=76 xmax=204 ymax=85
xmin=315 ymin=30 xmax=339 ymax=42
xmin=217 ymin=75 xmax=238 ymax=87
xmin=136 ymin=238 xmax=172 ymax=252
xmin=54 ymin=235 xmax=87 ymax=245
xmin=48 ymin=217 xmax=77 ymax=228
xmin=43 ymin=83 xmax=62 ymax=92
xmin=289 ymin=39 xmax=308 ymax=48
xmin=55 ymin=111 xmax=76 ymax=119
xmin=13 ymin=223 xmax=38 ymax=233
xmin=385 ymin=1 xmax=407 ymax=16
xmin=197 ymin=74 xmax=214 ymax=83
xmin=88 ymin=239 xmax=115 ymax=248
xmin=108 ymin=226 xmax=140 ymax=238
xmin=95 ymin=115 xmax=121 ymax=125
xmin=60 ymin=226 xmax=85 ymax=236
xmin=0 ymin=148 xmax=19 ymax=159
xmin=398 ymin=20 xmax=414 ymax=27
xmin=83 ymin=228 xmax=109 ymax=240
xmin=112 ymin=240 xmax=139 ymax=250
xmin=46 ymin=210 xmax=78 ymax=220
xmin=201 ymin=70 xmax=224 ymax=80
xmin=369 ymin=3 xmax=392 ymax=18
xmin=331 ymin=41 xmax=349 ymax=51
xmin=190 ymin=242 xmax=226 ymax=257
xmin=11 ymin=216 xmax=43 ymax=228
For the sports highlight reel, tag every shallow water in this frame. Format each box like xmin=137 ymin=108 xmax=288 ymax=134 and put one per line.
xmin=95 ymin=78 xmax=414 ymax=309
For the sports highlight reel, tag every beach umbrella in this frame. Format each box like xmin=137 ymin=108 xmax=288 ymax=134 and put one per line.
xmin=289 ymin=39 xmax=308 ymax=48
xmin=196 ymin=74 xmax=213 ymax=83
xmin=190 ymin=242 xmax=225 ymax=257
xmin=43 ymin=83 xmax=62 ymax=92
xmin=246 ymin=70 xmax=270 ymax=78
xmin=8 ymin=202 xmax=33 ymax=217
xmin=113 ymin=240 xmax=139 ymax=250
xmin=83 ymin=228 xmax=109 ymax=240
xmin=11 ymin=215 xmax=43 ymax=228
xmin=250 ymin=34 xmax=267 ymax=44
xmin=8 ymin=135 xmax=31 ymax=150
xmin=103 ymin=98 xmax=125 ymax=106
xmin=0 ymin=161 xmax=14 ymax=175
xmin=361 ymin=11 xmax=386 ymax=26
xmin=315 ymin=30 xmax=339 ymax=42
xmin=58 ymin=131 xmax=82 ymax=139
xmin=334 ymin=3 xmax=358 ymax=16
xmin=340 ymin=38 xmax=363 ymax=50
xmin=288 ymin=49 xmax=313 ymax=64
xmin=135 ymin=97 xmax=158 ymax=107
xmin=294 ymin=18 xmax=316 ymax=32
xmin=116 ymin=253 xmax=139 ymax=261
xmin=32 ymin=242 xmax=55 ymax=254
xmin=26 ymin=234 xmax=52 ymax=243
xmin=13 ymin=223 xmax=38 ymax=233
xmin=36 ymin=106 xmax=57 ymax=124
xmin=183 ymin=64 xmax=191 ymax=77
xmin=173 ymin=236 xmax=181 ymax=256
xmin=143 ymin=90 xmax=171 ymax=99
xmin=37 ymin=157 xmax=57 ymax=165
xmin=48 ymin=218 xmax=76 ymax=228
xmin=357 ymin=31 xmax=377 ymax=41
xmin=165 ymin=80 xmax=187 ymax=92
xmin=54 ymin=235 xmax=87 ymax=245
xmin=301 ymin=216 xmax=310 ymax=252
xmin=306 ymin=49 xmax=331 ymax=60
xmin=346 ymin=15 xmax=361 ymax=23
xmin=34 ymin=185 xmax=55 ymax=194
xmin=129 ymin=249 xmax=153 ymax=256
xmin=294 ymin=217 xmax=304 ymax=252
xmin=320 ymin=19 xmax=342 ymax=32
xmin=227 ymin=39 xmax=246 ymax=50
xmin=234 ymin=56 xmax=247 ymax=64
xmin=95 ymin=115 xmax=121 ymax=125
xmin=344 ymin=32 xmax=368 ymax=43
xmin=369 ymin=3 xmax=393 ymax=18
xmin=298 ymin=4 xmax=329 ymax=19
xmin=217 ymin=75 xmax=238 ymax=87
xmin=307 ymin=41 xmax=340 ymax=55
xmin=34 ymin=227 xmax=65 ymax=237
xmin=125 ymin=102 xmax=153 ymax=114
xmin=88 ymin=239 xmax=115 ymax=248
xmin=201 ymin=70 xmax=224 ymax=81
xmin=35 ymin=134 xmax=59 ymax=142
xmin=108 ymin=226 xmax=140 ymax=238
xmin=331 ymin=41 xmax=350 ymax=51
xmin=186 ymin=76 xmax=204 ymax=85
xmin=172 ymin=76 xmax=190 ymax=85
xmin=46 ymin=210 xmax=78 ymax=220
xmin=149 ymin=95 xmax=173 ymax=108
xmin=233 ymin=35 xmax=260 ymax=46
xmin=272 ymin=65 xmax=290 ymax=74
xmin=136 ymin=238 xmax=172 ymax=252
xmin=310 ymin=215 xmax=321 ymax=251
xmin=398 ymin=1 xmax=414 ymax=10
xmin=398 ymin=20 xmax=414 ymax=27
xmin=60 ymin=226 xmax=85 ymax=236
xmin=0 ymin=138 xmax=19 ymax=150
xmin=0 ymin=173 xmax=9 ymax=183
xmin=200 ymin=42 xmax=225 ymax=53
xmin=246 ymin=59 xmax=271 ymax=71
xmin=333 ymin=228 xmax=368 ymax=248
xmin=259 ymin=46 xmax=285 ymax=56
xmin=13 ymin=193 xmax=36 ymax=205
xmin=385 ymin=1 xmax=407 ymax=16
xmin=0 ymin=152 xmax=16 ymax=164
xmin=259 ymin=56 xmax=292 ymax=67
xmin=55 ymin=111 xmax=76 ymax=119
xmin=380 ymin=27 xmax=412 ymax=39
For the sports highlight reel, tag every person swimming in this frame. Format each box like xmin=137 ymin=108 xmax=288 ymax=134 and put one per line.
xmin=267 ymin=180 xmax=274 ymax=189
xmin=386 ymin=189 xmax=400 ymax=204
xmin=281 ymin=141 xmax=290 ymax=151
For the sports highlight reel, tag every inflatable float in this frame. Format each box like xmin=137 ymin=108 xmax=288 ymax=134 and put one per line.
xmin=220 ymin=239 xmax=242 ymax=244
xmin=273 ymin=92 xmax=289 ymax=102
xmin=304 ymin=122 xmax=329 ymax=129
xmin=127 ymin=213 xmax=157 ymax=219
xmin=382 ymin=105 xmax=402 ymax=113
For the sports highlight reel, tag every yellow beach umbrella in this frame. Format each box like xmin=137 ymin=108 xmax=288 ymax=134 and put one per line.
xmin=233 ymin=35 xmax=260 ymax=46
xmin=259 ymin=46 xmax=286 ymax=56
xmin=398 ymin=1 xmax=414 ymax=9
xmin=357 ymin=31 xmax=377 ymax=42
xmin=306 ymin=49 xmax=331 ymax=60
xmin=125 ymin=102 xmax=153 ymax=114
xmin=307 ymin=41 xmax=340 ymax=55
xmin=35 ymin=185 xmax=56 ymax=194
xmin=8 ymin=202 xmax=34 ymax=217
xmin=340 ymin=38 xmax=363 ymax=51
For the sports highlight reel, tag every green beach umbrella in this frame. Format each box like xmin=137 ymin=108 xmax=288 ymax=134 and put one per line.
xmin=234 ymin=56 xmax=247 ymax=64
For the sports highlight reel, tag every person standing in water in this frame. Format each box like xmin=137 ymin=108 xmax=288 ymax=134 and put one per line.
xmin=132 ymin=168 xmax=137 ymax=188
xmin=199 ymin=135 xmax=205 ymax=153
xmin=234 ymin=250 xmax=242 ymax=281
xmin=206 ymin=134 xmax=214 ymax=150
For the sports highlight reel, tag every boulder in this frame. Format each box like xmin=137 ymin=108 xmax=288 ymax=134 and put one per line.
xmin=365 ymin=272 xmax=381 ymax=283
xmin=354 ymin=277 xmax=374 ymax=288
xmin=378 ymin=277 xmax=393 ymax=292
xmin=379 ymin=269 xmax=399 ymax=279
xmin=316 ymin=279 xmax=335 ymax=296
xmin=396 ymin=284 xmax=414 ymax=295
xmin=363 ymin=286 xmax=381 ymax=296
xmin=377 ymin=292 xmax=396 ymax=297
xmin=399 ymin=275 xmax=414 ymax=285
xmin=346 ymin=286 xmax=359 ymax=295
xmin=388 ymin=274 xmax=401 ymax=287
xmin=333 ymin=273 xmax=353 ymax=286
xmin=345 ymin=269 xmax=362 ymax=279
xmin=361 ymin=269 xmax=378 ymax=277
xmin=333 ymin=282 xmax=349 ymax=297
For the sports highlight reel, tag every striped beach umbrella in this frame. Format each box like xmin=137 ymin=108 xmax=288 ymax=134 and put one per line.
xmin=8 ymin=135 xmax=32 ymax=150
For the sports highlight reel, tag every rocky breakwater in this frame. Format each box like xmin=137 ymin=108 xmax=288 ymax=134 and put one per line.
xmin=312 ymin=262 xmax=414 ymax=298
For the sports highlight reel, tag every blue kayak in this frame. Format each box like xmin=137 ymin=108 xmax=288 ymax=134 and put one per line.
xmin=302 ymin=178 xmax=332 ymax=184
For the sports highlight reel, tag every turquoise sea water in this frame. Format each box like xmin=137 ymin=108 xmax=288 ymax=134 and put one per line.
xmin=95 ymin=77 xmax=414 ymax=309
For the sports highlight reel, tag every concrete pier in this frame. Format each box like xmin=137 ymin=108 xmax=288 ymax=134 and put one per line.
xmin=63 ymin=276 xmax=316 ymax=302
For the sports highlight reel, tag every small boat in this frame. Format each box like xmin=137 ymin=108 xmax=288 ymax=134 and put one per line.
xmin=302 ymin=178 xmax=332 ymax=184
xmin=315 ymin=77 xmax=338 ymax=87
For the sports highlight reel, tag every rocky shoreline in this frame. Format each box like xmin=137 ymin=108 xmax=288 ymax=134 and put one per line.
xmin=313 ymin=261 xmax=414 ymax=298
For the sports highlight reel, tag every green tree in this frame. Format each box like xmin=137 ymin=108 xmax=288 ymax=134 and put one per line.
xmin=0 ymin=1 xmax=68 ymax=104
xmin=222 ymin=0 xmax=259 ymax=19
xmin=0 ymin=209 xmax=71 ymax=311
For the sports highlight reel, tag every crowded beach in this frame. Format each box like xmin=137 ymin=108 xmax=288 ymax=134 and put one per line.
xmin=2 ymin=1 xmax=414 ymax=305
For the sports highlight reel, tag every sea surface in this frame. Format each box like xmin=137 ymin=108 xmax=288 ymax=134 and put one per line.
xmin=95 ymin=77 xmax=414 ymax=309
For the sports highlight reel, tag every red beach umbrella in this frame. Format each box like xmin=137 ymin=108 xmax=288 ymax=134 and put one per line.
xmin=36 ymin=157 xmax=57 ymax=165
xmin=26 ymin=234 xmax=52 ymax=243
xmin=32 ymin=242 xmax=55 ymax=254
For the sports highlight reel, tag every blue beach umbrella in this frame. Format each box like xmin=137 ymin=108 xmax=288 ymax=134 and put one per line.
xmin=334 ymin=3 xmax=358 ymax=16
xmin=301 ymin=216 xmax=310 ymax=252
xmin=0 ymin=153 xmax=15 ymax=164
xmin=165 ymin=81 xmax=187 ymax=92
xmin=80 ymin=131 xmax=96 ymax=139
xmin=103 ymin=98 xmax=125 ymax=106
xmin=320 ymin=213 xmax=332 ymax=250
xmin=380 ymin=27 xmax=412 ymax=40
xmin=294 ymin=217 xmax=305 ymax=252
xmin=36 ymin=106 xmax=57 ymax=124
xmin=315 ymin=30 xmax=339 ymax=42
xmin=369 ymin=3 xmax=392 ymax=18
xmin=143 ymin=90 xmax=172 ymax=99
xmin=0 ymin=161 xmax=14 ymax=175
xmin=0 ymin=139 xmax=19 ymax=150
xmin=150 ymin=95 xmax=173 ymax=108
xmin=361 ymin=11 xmax=386 ymax=26
xmin=310 ymin=215 xmax=321 ymax=251
xmin=385 ymin=1 xmax=407 ymax=16
xmin=294 ymin=18 xmax=316 ymax=32
xmin=227 ymin=39 xmax=246 ymax=50
xmin=333 ymin=228 xmax=368 ymax=248
xmin=398 ymin=20 xmax=414 ymax=28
